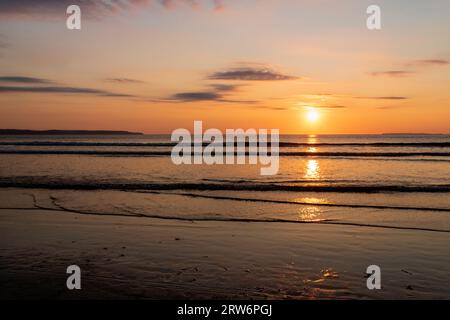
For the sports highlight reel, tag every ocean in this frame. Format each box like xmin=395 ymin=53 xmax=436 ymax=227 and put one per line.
xmin=1 ymin=133 xmax=450 ymax=299
xmin=0 ymin=134 xmax=450 ymax=232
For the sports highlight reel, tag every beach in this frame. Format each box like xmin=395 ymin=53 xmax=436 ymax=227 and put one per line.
xmin=1 ymin=187 xmax=449 ymax=300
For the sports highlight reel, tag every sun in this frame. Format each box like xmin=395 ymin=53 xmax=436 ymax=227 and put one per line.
xmin=306 ymin=109 xmax=319 ymax=122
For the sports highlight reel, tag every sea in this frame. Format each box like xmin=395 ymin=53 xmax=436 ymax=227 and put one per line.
xmin=0 ymin=134 xmax=449 ymax=232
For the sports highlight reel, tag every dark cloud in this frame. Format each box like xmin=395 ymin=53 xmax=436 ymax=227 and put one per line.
xmin=0 ymin=75 xmax=135 ymax=97
xmin=158 ymin=63 xmax=297 ymax=104
xmin=370 ymin=71 xmax=415 ymax=77
xmin=162 ymin=64 xmax=297 ymax=104
xmin=166 ymin=90 xmax=256 ymax=104
xmin=0 ymin=76 xmax=54 ymax=84
xmin=163 ymin=81 xmax=254 ymax=103
xmin=170 ymin=91 xmax=222 ymax=102
xmin=0 ymin=85 xmax=134 ymax=97
xmin=105 ymin=78 xmax=145 ymax=84
xmin=370 ymin=59 xmax=449 ymax=79
xmin=209 ymin=67 xmax=299 ymax=81
xmin=373 ymin=96 xmax=408 ymax=100
xmin=0 ymin=0 xmax=223 ymax=18
xmin=209 ymin=83 xmax=240 ymax=92
xmin=357 ymin=96 xmax=408 ymax=100
xmin=0 ymin=0 xmax=107 ymax=17
xmin=408 ymin=59 xmax=450 ymax=67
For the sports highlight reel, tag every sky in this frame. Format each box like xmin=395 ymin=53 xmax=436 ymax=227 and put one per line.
xmin=0 ymin=0 xmax=449 ymax=134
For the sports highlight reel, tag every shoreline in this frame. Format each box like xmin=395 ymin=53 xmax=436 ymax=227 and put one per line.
xmin=1 ymin=207 xmax=449 ymax=299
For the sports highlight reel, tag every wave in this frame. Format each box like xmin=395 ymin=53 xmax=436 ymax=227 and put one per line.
xmin=132 ymin=190 xmax=450 ymax=212
xmin=1 ymin=141 xmax=450 ymax=147
xmin=0 ymin=150 xmax=449 ymax=157
xmin=1 ymin=205 xmax=448 ymax=234
xmin=1 ymin=179 xmax=449 ymax=193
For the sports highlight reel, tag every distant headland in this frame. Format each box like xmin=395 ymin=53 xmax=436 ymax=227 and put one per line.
xmin=0 ymin=129 xmax=144 ymax=135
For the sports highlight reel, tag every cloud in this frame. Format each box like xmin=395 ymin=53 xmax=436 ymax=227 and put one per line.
xmin=0 ymin=85 xmax=134 ymax=97
xmin=0 ymin=0 xmax=224 ymax=18
xmin=162 ymin=81 xmax=254 ymax=103
xmin=209 ymin=83 xmax=240 ymax=92
xmin=162 ymin=63 xmax=298 ymax=104
xmin=0 ymin=1 xmax=107 ymax=17
xmin=0 ymin=76 xmax=54 ymax=84
xmin=369 ymin=58 xmax=449 ymax=79
xmin=209 ymin=67 xmax=299 ymax=81
xmin=0 ymin=74 xmax=137 ymax=97
xmin=170 ymin=91 xmax=222 ymax=102
xmin=370 ymin=70 xmax=415 ymax=77
xmin=105 ymin=77 xmax=145 ymax=84
xmin=407 ymin=59 xmax=450 ymax=67
xmin=165 ymin=90 xmax=257 ymax=104
xmin=357 ymin=96 xmax=408 ymax=100
xmin=254 ymin=105 xmax=290 ymax=111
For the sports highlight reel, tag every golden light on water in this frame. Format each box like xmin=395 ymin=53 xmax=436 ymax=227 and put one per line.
xmin=297 ymin=197 xmax=329 ymax=205
xmin=307 ymin=134 xmax=318 ymax=144
xmin=307 ymin=134 xmax=318 ymax=153
xmin=304 ymin=159 xmax=320 ymax=179
xmin=299 ymin=206 xmax=321 ymax=221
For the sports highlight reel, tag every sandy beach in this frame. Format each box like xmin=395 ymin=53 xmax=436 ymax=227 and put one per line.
xmin=1 ymin=188 xmax=449 ymax=300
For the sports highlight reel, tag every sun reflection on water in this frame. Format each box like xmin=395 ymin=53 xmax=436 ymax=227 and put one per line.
xmin=296 ymin=197 xmax=329 ymax=204
xmin=304 ymin=159 xmax=320 ymax=179
xmin=298 ymin=206 xmax=321 ymax=221
xmin=307 ymin=134 xmax=318 ymax=144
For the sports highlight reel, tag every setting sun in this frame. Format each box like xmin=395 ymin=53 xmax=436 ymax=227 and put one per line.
xmin=306 ymin=109 xmax=320 ymax=122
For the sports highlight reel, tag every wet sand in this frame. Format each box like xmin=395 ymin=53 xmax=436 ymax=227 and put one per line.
xmin=1 ymin=204 xmax=449 ymax=299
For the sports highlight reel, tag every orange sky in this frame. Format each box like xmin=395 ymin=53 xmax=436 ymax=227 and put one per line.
xmin=0 ymin=0 xmax=449 ymax=134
